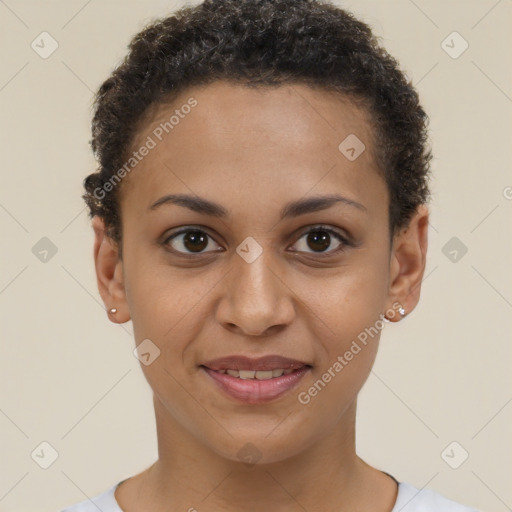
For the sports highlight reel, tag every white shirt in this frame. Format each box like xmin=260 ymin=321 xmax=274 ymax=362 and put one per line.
xmin=60 ymin=479 xmax=481 ymax=511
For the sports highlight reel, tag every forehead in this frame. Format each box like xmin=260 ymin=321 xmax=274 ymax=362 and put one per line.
xmin=134 ymin=81 xmax=376 ymax=157
xmin=121 ymin=81 xmax=386 ymax=218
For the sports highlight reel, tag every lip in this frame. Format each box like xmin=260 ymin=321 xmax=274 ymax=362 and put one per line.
xmin=201 ymin=355 xmax=309 ymax=371
xmin=201 ymin=364 xmax=311 ymax=404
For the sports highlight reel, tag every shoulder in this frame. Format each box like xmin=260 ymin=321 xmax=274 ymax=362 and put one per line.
xmin=393 ymin=482 xmax=482 ymax=512
xmin=58 ymin=481 xmax=123 ymax=512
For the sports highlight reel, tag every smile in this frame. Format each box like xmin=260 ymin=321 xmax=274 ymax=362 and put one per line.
xmin=213 ymin=368 xmax=295 ymax=379
xmin=201 ymin=365 xmax=311 ymax=404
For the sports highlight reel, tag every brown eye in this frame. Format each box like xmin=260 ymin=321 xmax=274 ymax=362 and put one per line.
xmin=164 ymin=229 xmax=221 ymax=255
xmin=291 ymin=226 xmax=349 ymax=256
xmin=306 ymin=230 xmax=331 ymax=252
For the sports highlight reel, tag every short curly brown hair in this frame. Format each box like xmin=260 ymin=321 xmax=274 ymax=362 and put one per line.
xmin=83 ymin=0 xmax=432 ymax=249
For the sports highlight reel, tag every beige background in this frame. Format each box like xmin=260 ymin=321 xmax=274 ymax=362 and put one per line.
xmin=0 ymin=0 xmax=511 ymax=511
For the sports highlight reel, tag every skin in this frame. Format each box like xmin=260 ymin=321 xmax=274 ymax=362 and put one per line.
xmin=92 ymin=81 xmax=429 ymax=511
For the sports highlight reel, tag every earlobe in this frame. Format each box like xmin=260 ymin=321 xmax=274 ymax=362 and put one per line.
xmin=385 ymin=205 xmax=429 ymax=322
xmin=92 ymin=216 xmax=131 ymax=323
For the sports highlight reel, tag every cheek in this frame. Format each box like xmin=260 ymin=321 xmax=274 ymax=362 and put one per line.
xmin=124 ymin=233 xmax=390 ymax=355
xmin=292 ymin=270 xmax=388 ymax=423
xmin=123 ymin=239 xmax=191 ymax=320
xmin=297 ymin=257 xmax=389 ymax=340
xmin=127 ymin=268 xmax=202 ymax=345
xmin=123 ymin=255 xmax=223 ymax=386
xmin=291 ymin=254 xmax=390 ymax=406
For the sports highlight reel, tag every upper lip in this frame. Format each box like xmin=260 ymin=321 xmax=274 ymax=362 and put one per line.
xmin=201 ymin=355 xmax=311 ymax=371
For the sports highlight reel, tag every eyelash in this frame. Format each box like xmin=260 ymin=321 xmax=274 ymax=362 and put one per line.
xmin=162 ymin=225 xmax=351 ymax=259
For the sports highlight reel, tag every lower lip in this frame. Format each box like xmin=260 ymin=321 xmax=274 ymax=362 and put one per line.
xmin=201 ymin=366 xmax=311 ymax=404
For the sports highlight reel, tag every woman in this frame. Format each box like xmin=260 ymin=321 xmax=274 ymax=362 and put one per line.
xmin=60 ymin=0 xmax=480 ymax=510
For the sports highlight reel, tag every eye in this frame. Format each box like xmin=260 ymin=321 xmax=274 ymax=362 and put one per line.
xmin=163 ymin=227 xmax=222 ymax=256
xmin=162 ymin=225 xmax=350 ymax=258
xmin=290 ymin=225 xmax=350 ymax=256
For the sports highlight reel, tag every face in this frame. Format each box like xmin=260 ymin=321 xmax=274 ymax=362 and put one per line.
xmin=94 ymin=81 xmax=428 ymax=464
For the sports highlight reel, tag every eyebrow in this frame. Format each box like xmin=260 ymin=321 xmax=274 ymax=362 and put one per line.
xmin=148 ymin=193 xmax=367 ymax=219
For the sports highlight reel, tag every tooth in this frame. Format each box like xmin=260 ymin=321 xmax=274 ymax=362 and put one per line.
xmin=222 ymin=368 xmax=293 ymax=379
xmin=239 ymin=370 xmax=256 ymax=379
xmin=255 ymin=370 xmax=273 ymax=380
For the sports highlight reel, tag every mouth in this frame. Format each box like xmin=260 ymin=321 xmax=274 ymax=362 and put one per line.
xmin=200 ymin=355 xmax=312 ymax=404
xmin=205 ymin=368 xmax=299 ymax=379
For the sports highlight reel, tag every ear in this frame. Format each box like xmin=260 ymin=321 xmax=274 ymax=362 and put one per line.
xmin=384 ymin=204 xmax=429 ymax=322
xmin=92 ymin=216 xmax=131 ymax=323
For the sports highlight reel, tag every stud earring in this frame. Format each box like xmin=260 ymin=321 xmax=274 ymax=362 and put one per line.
xmin=398 ymin=306 xmax=406 ymax=316
xmin=109 ymin=308 xmax=117 ymax=314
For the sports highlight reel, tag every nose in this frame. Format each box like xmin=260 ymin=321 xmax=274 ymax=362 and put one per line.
xmin=216 ymin=249 xmax=295 ymax=337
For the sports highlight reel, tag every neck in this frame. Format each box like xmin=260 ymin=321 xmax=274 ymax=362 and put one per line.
xmin=117 ymin=395 xmax=397 ymax=511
